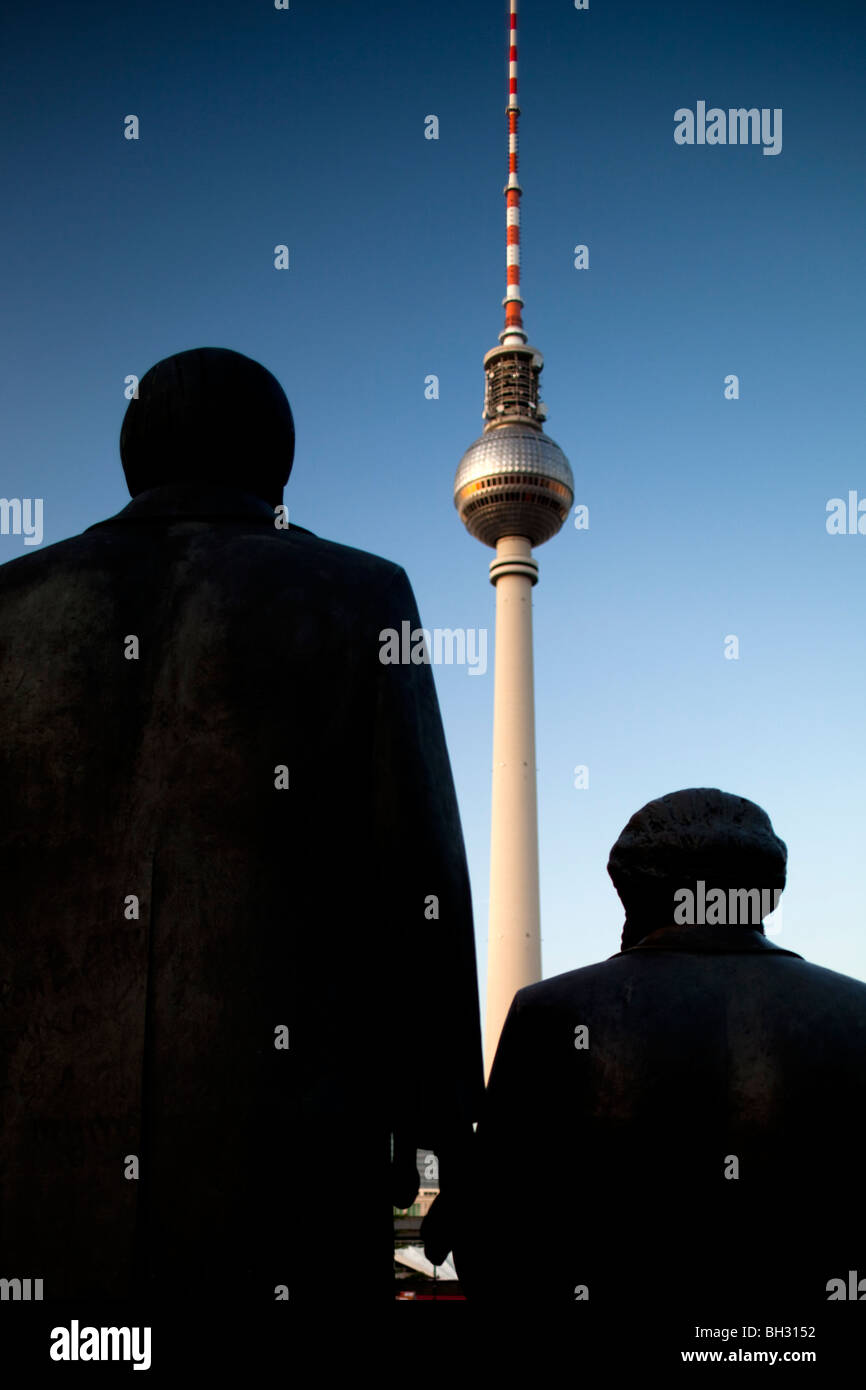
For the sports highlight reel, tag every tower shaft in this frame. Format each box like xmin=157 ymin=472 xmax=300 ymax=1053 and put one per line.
xmin=485 ymin=534 xmax=541 ymax=1074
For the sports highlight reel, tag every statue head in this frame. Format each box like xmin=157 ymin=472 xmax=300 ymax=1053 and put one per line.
xmin=120 ymin=347 xmax=295 ymax=509
xmin=607 ymin=788 xmax=787 ymax=950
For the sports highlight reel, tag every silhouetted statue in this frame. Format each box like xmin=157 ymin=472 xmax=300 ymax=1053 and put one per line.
xmin=0 ymin=347 xmax=483 ymax=1304
xmin=429 ymin=789 xmax=866 ymax=1319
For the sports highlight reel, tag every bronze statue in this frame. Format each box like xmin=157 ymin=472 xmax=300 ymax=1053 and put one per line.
xmin=428 ymin=789 xmax=866 ymax=1319
xmin=0 ymin=347 xmax=483 ymax=1303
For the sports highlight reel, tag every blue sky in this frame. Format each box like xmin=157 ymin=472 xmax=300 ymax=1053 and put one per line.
xmin=2 ymin=0 xmax=865 ymax=1016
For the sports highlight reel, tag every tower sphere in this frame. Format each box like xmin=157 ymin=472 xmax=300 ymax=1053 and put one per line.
xmin=454 ymin=422 xmax=574 ymax=549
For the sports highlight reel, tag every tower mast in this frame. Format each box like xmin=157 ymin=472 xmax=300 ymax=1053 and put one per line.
xmin=454 ymin=0 xmax=574 ymax=1076
xmin=503 ymin=0 xmax=525 ymax=347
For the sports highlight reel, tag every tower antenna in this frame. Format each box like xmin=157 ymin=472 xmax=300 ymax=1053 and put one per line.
xmin=502 ymin=0 xmax=526 ymax=346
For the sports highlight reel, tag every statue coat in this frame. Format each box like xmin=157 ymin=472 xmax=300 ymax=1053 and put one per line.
xmin=0 ymin=483 xmax=483 ymax=1303
xmin=448 ymin=924 xmax=866 ymax=1317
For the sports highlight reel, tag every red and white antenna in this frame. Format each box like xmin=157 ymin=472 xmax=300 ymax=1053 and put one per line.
xmin=502 ymin=0 xmax=526 ymax=346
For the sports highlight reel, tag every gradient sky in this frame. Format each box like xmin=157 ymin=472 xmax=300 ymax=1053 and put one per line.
xmin=2 ymin=0 xmax=865 ymax=1020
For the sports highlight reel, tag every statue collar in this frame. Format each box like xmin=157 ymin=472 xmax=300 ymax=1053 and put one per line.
xmin=618 ymin=924 xmax=802 ymax=958
xmin=86 ymin=484 xmax=314 ymax=533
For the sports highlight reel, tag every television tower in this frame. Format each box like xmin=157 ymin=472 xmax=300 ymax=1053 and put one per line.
xmin=453 ymin=0 xmax=574 ymax=1074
